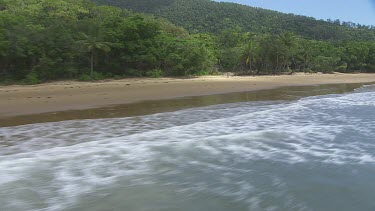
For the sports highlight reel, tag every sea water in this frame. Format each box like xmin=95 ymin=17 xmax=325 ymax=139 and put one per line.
xmin=0 ymin=85 xmax=374 ymax=211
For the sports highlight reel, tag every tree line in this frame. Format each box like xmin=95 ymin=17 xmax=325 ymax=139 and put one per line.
xmin=217 ymin=28 xmax=375 ymax=74
xmin=0 ymin=0 xmax=215 ymax=83
xmin=0 ymin=0 xmax=374 ymax=84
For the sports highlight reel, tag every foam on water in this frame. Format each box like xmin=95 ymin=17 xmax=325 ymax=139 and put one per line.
xmin=0 ymin=85 xmax=375 ymax=211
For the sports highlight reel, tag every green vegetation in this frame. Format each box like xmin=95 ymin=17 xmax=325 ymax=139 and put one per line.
xmin=77 ymin=33 xmax=113 ymax=80
xmin=92 ymin=0 xmax=375 ymax=41
xmin=0 ymin=0 xmax=215 ymax=83
xmin=0 ymin=0 xmax=374 ymax=84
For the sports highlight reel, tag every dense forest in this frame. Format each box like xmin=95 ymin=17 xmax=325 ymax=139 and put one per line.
xmin=0 ymin=0 xmax=374 ymax=84
xmin=92 ymin=0 xmax=375 ymax=41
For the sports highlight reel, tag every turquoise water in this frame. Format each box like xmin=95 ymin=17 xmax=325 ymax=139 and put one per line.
xmin=0 ymin=85 xmax=374 ymax=211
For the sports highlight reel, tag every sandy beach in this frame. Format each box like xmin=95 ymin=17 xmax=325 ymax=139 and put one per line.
xmin=1 ymin=73 xmax=375 ymax=118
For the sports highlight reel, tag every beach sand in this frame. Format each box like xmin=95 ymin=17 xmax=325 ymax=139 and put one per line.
xmin=1 ymin=73 xmax=375 ymax=118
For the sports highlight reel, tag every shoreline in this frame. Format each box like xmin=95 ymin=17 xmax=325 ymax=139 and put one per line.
xmin=1 ymin=73 xmax=375 ymax=119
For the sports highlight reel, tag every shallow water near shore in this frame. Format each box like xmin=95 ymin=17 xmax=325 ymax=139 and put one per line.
xmin=0 ymin=83 xmax=367 ymax=127
xmin=1 ymin=83 xmax=375 ymax=211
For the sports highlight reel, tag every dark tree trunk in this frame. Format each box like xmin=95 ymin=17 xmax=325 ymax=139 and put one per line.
xmin=90 ymin=50 xmax=94 ymax=80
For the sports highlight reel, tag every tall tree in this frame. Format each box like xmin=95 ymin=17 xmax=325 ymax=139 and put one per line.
xmin=241 ymin=41 xmax=257 ymax=72
xmin=278 ymin=32 xmax=297 ymax=70
xmin=77 ymin=33 xmax=112 ymax=79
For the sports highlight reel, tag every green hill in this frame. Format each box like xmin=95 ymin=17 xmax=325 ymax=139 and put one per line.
xmin=0 ymin=0 xmax=374 ymax=84
xmin=91 ymin=0 xmax=375 ymax=41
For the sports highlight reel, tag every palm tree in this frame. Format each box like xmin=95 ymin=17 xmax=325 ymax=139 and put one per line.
xmin=77 ymin=33 xmax=112 ymax=80
xmin=278 ymin=32 xmax=297 ymax=70
xmin=279 ymin=32 xmax=297 ymax=49
xmin=241 ymin=41 xmax=257 ymax=72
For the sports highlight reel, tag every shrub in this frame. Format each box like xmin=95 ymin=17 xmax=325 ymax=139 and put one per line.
xmin=113 ymin=75 xmax=123 ymax=80
xmin=24 ymin=71 xmax=41 ymax=85
xmin=78 ymin=71 xmax=106 ymax=81
xmin=336 ymin=63 xmax=348 ymax=72
xmin=146 ymin=69 xmax=164 ymax=78
xmin=0 ymin=76 xmax=15 ymax=85
xmin=125 ymin=69 xmax=143 ymax=77
xmin=311 ymin=56 xmax=339 ymax=73
xmin=92 ymin=71 xmax=106 ymax=80
xmin=78 ymin=74 xmax=92 ymax=81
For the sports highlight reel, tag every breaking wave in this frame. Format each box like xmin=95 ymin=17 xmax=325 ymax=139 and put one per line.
xmin=1 ymin=85 xmax=375 ymax=211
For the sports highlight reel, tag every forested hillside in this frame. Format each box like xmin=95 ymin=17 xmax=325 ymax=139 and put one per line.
xmin=91 ymin=0 xmax=375 ymax=41
xmin=0 ymin=0 xmax=216 ymax=83
xmin=0 ymin=0 xmax=374 ymax=84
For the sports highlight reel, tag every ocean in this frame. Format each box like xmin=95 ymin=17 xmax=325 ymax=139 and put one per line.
xmin=0 ymin=84 xmax=374 ymax=211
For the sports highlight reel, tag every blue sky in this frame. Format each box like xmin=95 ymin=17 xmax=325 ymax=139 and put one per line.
xmin=217 ymin=0 xmax=375 ymax=26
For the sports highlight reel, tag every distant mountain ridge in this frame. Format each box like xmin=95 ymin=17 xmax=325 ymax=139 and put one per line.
xmin=91 ymin=0 xmax=375 ymax=41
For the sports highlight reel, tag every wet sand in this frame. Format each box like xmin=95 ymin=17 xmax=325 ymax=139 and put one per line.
xmin=1 ymin=83 xmax=368 ymax=127
xmin=1 ymin=73 xmax=375 ymax=126
xmin=1 ymin=73 xmax=375 ymax=118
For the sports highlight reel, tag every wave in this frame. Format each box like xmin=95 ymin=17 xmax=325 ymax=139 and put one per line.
xmin=0 ymin=86 xmax=374 ymax=210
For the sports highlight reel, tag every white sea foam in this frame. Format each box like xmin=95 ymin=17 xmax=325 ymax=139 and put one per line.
xmin=0 ymin=86 xmax=374 ymax=210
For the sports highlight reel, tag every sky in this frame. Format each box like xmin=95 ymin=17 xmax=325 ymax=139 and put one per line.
xmin=218 ymin=0 xmax=375 ymax=26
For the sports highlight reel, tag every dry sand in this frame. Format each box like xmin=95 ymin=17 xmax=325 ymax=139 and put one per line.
xmin=1 ymin=73 xmax=375 ymax=118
